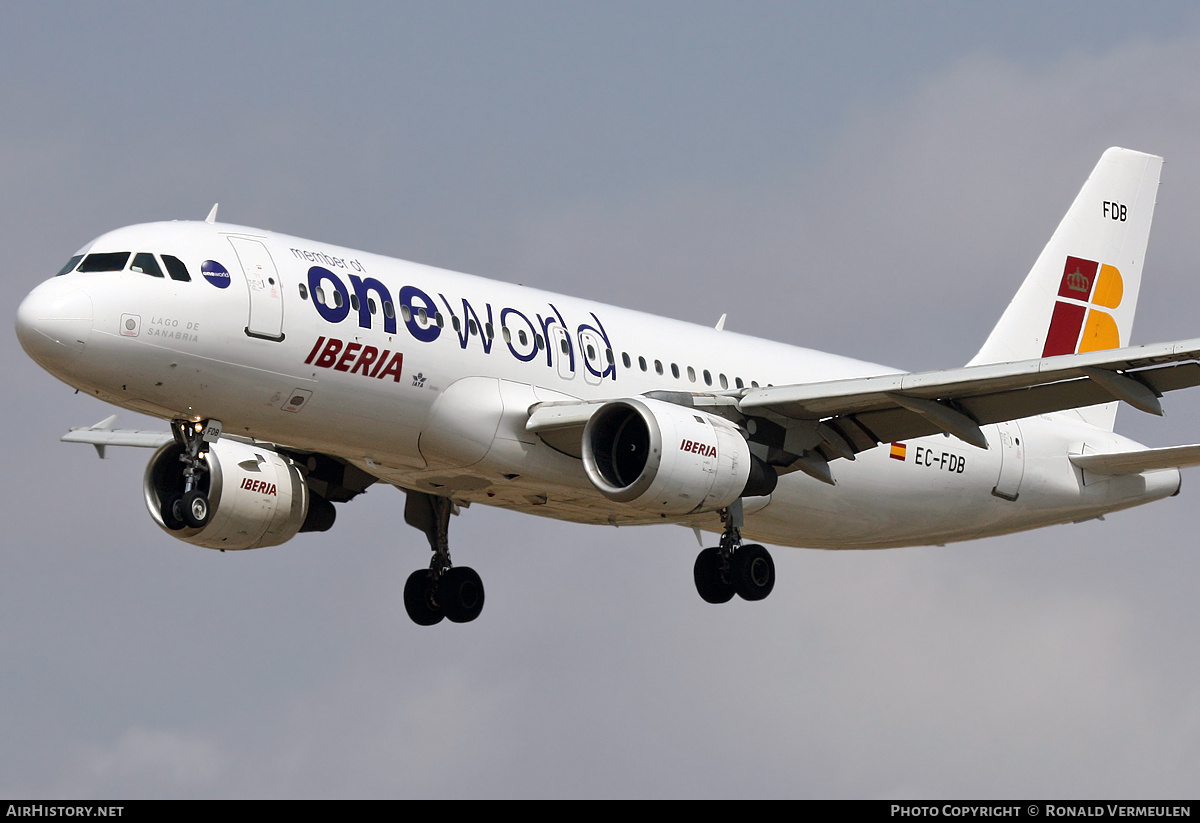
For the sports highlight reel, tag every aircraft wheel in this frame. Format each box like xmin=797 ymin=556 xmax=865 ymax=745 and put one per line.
xmin=733 ymin=544 xmax=775 ymax=601
xmin=441 ymin=566 xmax=485 ymax=623
xmin=404 ymin=570 xmax=444 ymax=626
xmin=694 ymin=547 xmax=735 ymax=604
xmin=182 ymin=490 xmax=210 ymax=529
xmin=161 ymin=494 xmax=187 ymax=531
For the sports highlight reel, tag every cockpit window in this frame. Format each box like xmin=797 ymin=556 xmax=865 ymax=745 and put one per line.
xmin=77 ymin=252 xmax=131 ymax=273
xmin=56 ymin=255 xmax=83 ymax=276
xmin=131 ymin=252 xmax=164 ymax=278
xmin=162 ymin=255 xmax=191 ymax=282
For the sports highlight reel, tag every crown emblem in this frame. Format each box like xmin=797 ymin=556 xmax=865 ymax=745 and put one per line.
xmin=1064 ymin=268 xmax=1091 ymax=293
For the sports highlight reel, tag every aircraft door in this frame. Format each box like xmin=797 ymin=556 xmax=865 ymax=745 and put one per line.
xmin=551 ymin=326 xmax=574 ymax=381
xmin=228 ymin=237 xmax=284 ymax=341
xmin=991 ymin=420 xmax=1025 ymax=501
xmin=578 ymin=329 xmax=605 ymax=386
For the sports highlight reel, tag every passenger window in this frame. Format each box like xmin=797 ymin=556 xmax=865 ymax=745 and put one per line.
xmin=638 ymin=356 xmax=647 ymax=372
xmin=469 ymin=318 xmax=477 ymax=335
xmin=687 ymin=366 xmax=696 ymax=383
xmin=56 ymin=255 xmax=83 ymax=276
xmin=719 ymin=374 xmax=729 ymax=389
xmin=315 ymin=287 xmax=326 ymax=305
xmin=560 ymin=337 xmax=569 ymax=354
xmin=162 ymin=255 xmax=191 ymax=282
xmin=401 ymin=305 xmax=412 ymax=322
xmin=368 ymin=298 xmax=377 ymax=315
xmin=655 ymin=360 xmax=663 ymax=375
xmin=78 ymin=252 xmax=131 ymax=273
xmin=735 ymin=377 xmax=744 ymax=389
xmin=671 ymin=363 xmax=680 ymax=379
xmin=622 ymin=352 xmax=631 ymax=368
xmin=384 ymin=301 xmax=394 ymax=318
xmin=518 ymin=330 xmax=528 ymax=346
xmin=703 ymin=370 xmax=712 ymax=386
xmin=333 ymin=290 xmax=344 ymax=309
xmin=298 ymin=284 xmax=309 ymax=300
xmin=351 ymin=294 xmax=360 ymax=311
xmin=535 ymin=334 xmax=544 ymax=350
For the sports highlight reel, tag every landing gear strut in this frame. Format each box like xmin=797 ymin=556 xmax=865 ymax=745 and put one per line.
xmin=162 ymin=419 xmax=222 ymax=530
xmin=402 ymin=491 xmax=485 ymax=625
xmin=693 ymin=498 xmax=775 ymax=604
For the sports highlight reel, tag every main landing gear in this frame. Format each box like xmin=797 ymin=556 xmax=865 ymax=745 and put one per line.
xmin=693 ymin=499 xmax=775 ymax=604
xmin=401 ymin=491 xmax=485 ymax=626
xmin=162 ymin=419 xmax=222 ymax=531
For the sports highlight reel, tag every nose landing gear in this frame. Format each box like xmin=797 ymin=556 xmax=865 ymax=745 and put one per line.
xmin=161 ymin=419 xmax=222 ymax=531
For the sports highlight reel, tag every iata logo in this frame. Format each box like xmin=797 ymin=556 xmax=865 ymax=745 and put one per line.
xmin=1042 ymin=256 xmax=1124 ymax=357
xmin=680 ymin=439 xmax=717 ymax=458
xmin=202 ymin=260 xmax=231 ymax=289
xmin=240 ymin=477 xmax=278 ymax=496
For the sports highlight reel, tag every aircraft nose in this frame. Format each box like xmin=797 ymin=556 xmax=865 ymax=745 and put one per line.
xmin=15 ymin=279 xmax=93 ymax=370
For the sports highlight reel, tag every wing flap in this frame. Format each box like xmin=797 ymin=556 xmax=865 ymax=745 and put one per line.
xmin=739 ymin=338 xmax=1200 ymax=455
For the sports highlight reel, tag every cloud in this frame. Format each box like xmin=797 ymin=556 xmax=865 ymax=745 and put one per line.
xmin=6 ymin=8 xmax=1200 ymax=800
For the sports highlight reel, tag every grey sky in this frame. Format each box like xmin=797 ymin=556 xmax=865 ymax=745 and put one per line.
xmin=4 ymin=1 xmax=1200 ymax=798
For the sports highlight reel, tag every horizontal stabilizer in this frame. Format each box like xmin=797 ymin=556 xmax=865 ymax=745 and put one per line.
xmin=1069 ymin=444 xmax=1200 ymax=476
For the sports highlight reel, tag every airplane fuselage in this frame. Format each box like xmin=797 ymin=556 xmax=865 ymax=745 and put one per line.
xmin=18 ymin=219 xmax=1177 ymax=551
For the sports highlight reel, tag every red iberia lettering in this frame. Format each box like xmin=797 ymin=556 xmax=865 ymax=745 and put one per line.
xmin=679 ymin=439 xmax=717 ymax=458
xmin=302 ymin=337 xmax=404 ymax=383
xmin=240 ymin=477 xmax=278 ymax=496
xmin=314 ymin=338 xmax=342 ymax=368
xmin=303 ymin=336 xmax=326 ymax=364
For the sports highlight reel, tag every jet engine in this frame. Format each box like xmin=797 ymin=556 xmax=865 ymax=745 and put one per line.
xmin=581 ymin=397 xmax=775 ymax=515
xmin=143 ymin=438 xmax=331 ymax=550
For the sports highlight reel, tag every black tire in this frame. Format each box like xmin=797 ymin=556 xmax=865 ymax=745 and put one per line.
xmin=181 ymin=490 xmax=210 ymax=529
xmin=694 ymin=547 xmax=735 ymax=604
xmin=161 ymin=494 xmax=187 ymax=531
xmin=440 ymin=566 xmax=485 ymax=623
xmin=733 ymin=544 xmax=775 ymax=601
xmin=403 ymin=570 xmax=444 ymax=626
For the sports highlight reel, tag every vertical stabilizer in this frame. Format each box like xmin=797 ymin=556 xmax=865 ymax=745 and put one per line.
xmin=967 ymin=148 xmax=1162 ymax=430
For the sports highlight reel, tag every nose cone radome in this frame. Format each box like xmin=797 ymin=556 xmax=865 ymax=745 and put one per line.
xmin=15 ymin=279 xmax=93 ymax=373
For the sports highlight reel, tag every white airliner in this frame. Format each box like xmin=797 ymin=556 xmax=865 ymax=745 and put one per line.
xmin=17 ymin=148 xmax=1200 ymax=625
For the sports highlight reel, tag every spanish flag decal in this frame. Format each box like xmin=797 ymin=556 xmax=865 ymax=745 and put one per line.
xmin=890 ymin=442 xmax=907 ymax=461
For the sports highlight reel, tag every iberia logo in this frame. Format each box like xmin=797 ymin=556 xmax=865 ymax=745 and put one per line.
xmin=1041 ymin=256 xmax=1123 ymax=357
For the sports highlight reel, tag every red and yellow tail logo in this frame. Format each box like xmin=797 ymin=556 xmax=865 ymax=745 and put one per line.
xmin=1042 ymin=256 xmax=1123 ymax=357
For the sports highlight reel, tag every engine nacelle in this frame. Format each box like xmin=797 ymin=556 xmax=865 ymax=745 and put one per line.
xmin=582 ymin=397 xmax=773 ymax=515
xmin=144 ymin=439 xmax=312 ymax=550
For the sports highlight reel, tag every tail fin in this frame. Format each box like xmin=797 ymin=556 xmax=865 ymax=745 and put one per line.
xmin=967 ymin=147 xmax=1162 ymax=429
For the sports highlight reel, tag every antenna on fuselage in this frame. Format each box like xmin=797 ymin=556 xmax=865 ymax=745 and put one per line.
xmin=714 ymin=313 xmax=727 ymax=331
xmin=205 ymin=203 xmax=219 ymax=224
